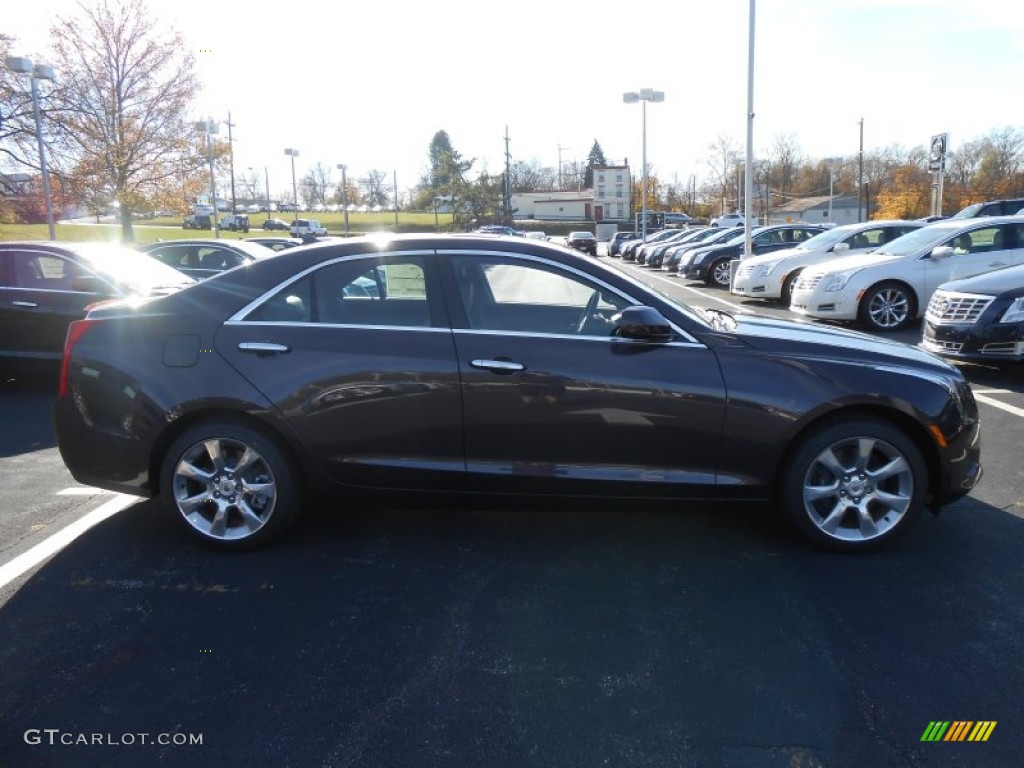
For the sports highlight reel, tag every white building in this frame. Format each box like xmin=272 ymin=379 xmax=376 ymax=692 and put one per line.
xmin=509 ymin=163 xmax=632 ymax=223
xmin=591 ymin=164 xmax=631 ymax=223
xmin=767 ymin=195 xmax=859 ymax=226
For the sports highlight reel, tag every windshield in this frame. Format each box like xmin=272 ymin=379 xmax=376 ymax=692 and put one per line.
xmin=872 ymin=223 xmax=962 ymax=257
xmin=951 ymin=203 xmax=983 ymax=219
xmin=792 ymin=226 xmax=854 ymax=251
xmin=72 ymin=243 xmax=196 ymax=294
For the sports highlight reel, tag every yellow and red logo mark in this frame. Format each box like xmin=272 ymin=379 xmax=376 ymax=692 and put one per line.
xmin=921 ymin=721 xmax=996 ymax=742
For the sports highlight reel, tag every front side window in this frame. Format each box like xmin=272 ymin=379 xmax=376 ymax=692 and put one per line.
xmin=245 ymin=256 xmax=432 ymax=327
xmin=2 ymin=251 xmax=89 ymax=290
xmin=945 ymin=226 xmax=1003 ymax=255
xmin=451 ymin=256 xmax=632 ymax=337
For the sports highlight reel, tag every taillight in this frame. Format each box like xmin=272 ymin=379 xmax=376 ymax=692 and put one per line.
xmin=58 ymin=320 xmax=96 ymax=398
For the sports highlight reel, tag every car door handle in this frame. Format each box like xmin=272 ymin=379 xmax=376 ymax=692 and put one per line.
xmin=471 ymin=358 xmax=525 ymax=373
xmin=238 ymin=342 xmax=290 ymax=355
xmin=11 ymin=300 xmax=39 ymax=308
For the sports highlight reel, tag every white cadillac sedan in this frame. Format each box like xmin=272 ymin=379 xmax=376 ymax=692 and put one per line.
xmin=789 ymin=216 xmax=1024 ymax=331
xmin=731 ymin=220 xmax=923 ymax=304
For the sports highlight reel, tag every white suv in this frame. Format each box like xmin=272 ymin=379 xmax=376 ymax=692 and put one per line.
xmin=731 ymin=220 xmax=923 ymax=303
xmin=711 ymin=212 xmax=752 ymax=228
xmin=789 ymin=217 xmax=1024 ymax=331
xmin=288 ymin=218 xmax=328 ymax=237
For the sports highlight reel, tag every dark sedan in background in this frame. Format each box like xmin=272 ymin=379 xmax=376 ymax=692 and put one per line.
xmin=566 ymin=231 xmax=598 ymax=256
xmin=54 ymin=234 xmax=981 ymax=552
xmin=681 ymin=224 xmax=826 ymax=286
xmin=0 ymin=241 xmax=193 ymax=375
xmin=137 ymin=238 xmax=275 ymax=280
xmin=922 ymin=264 xmax=1024 ymax=362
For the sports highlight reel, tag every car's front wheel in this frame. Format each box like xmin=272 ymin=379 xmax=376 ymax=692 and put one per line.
xmin=160 ymin=420 xmax=301 ymax=549
xmin=707 ymin=258 xmax=733 ymax=288
xmin=859 ymin=281 xmax=916 ymax=331
xmin=779 ymin=417 xmax=926 ymax=551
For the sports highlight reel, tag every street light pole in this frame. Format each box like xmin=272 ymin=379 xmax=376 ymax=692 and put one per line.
xmin=284 ymin=148 xmax=299 ymax=222
xmin=6 ymin=56 xmax=56 ymax=240
xmin=336 ymin=164 xmax=349 ymax=234
xmin=195 ymin=119 xmax=220 ymax=238
xmin=623 ymin=88 xmax=664 ymax=242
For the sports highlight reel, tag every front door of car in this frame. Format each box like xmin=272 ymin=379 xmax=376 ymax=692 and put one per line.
xmin=216 ymin=252 xmax=465 ymax=490
xmin=923 ymin=223 xmax=1023 ymax=299
xmin=441 ymin=252 xmax=727 ymax=496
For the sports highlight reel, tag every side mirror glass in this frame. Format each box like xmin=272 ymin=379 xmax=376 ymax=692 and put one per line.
xmin=930 ymin=245 xmax=955 ymax=259
xmin=832 ymin=242 xmax=850 ymax=253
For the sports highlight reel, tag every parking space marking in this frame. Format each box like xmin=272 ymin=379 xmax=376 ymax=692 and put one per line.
xmin=0 ymin=493 xmax=136 ymax=590
xmin=973 ymin=389 xmax=1012 ymax=395
xmin=57 ymin=487 xmax=111 ymax=496
xmin=973 ymin=393 xmax=1024 ymax=419
xmin=622 ymin=264 xmax=754 ymax=313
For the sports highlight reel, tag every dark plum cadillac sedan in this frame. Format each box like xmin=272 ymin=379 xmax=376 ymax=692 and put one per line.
xmin=53 ymin=234 xmax=982 ymax=551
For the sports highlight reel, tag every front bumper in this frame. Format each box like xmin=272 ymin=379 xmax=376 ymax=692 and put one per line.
xmin=921 ymin=319 xmax=1024 ymax=362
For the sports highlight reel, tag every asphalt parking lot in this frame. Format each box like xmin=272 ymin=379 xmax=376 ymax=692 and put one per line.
xmin=1 ymin=260 xmax=1023 ymax=765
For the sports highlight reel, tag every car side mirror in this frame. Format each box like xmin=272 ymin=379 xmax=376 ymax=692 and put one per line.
xmin=832 ymin=242 xmax=850 ymax=253
xmin=71 ymin=275 xmax=113 ymax=295
xmin=930 ymin=245 xmax=955 ymax=259
xmin=611 ymin=306 xmax=674 ymax=343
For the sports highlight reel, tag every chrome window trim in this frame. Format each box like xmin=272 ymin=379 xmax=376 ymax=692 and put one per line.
xmin=452 ymin=328 xmax=705 ymax=347
xmin=227 ymin=249 xmax=435 ymax=324
xmin=0 ymin=285 xmax=105 ymax=296
xmin=225 ymin=320 xmax=451 ymax=333
xmin=437 ymin=248 xmax=700 ymax=344
xmin=228 ymin=247 xmax=701 ymax=345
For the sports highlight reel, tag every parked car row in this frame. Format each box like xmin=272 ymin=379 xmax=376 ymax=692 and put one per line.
xmin=613 ymin=214 xmax=1024 ymax=361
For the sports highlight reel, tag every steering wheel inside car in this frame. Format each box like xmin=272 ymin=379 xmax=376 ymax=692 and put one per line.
xmin=576 ymin=290 xmax=603 ymax=335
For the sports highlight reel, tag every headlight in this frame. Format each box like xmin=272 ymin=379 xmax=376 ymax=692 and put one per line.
xmin=751 ymin=260 xmax=781 ymax=278
xmin=1000 ymin=297 xmax=1024 ymax=324
xmin=691 ymin=251 xmax=712 ymax=265
xmin=821 ymin=268 xmax=863 ymax=292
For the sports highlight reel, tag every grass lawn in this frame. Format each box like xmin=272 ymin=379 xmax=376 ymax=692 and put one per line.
xmin=0 ymin=211 xmax=458 ymax=245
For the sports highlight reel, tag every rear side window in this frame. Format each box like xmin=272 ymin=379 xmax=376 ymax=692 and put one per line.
xmin=244 ymin=257 xmax=432 ymax=328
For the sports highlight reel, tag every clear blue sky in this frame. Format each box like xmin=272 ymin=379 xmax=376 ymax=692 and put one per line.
xmin=7 ymin=0 xmax=1024 ymax=200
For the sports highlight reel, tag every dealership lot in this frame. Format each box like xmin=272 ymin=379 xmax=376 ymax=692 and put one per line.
xmin=2 ymin=267 xmax=1023 ymax=764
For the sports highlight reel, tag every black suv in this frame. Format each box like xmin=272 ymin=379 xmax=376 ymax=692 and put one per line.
xmin=183 ymin=214 xmax=212 ymax=230
xmin=951 ymin=198 xmax=1024 ymax=219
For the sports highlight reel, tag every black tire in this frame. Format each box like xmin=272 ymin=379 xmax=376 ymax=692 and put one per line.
xmin=859 ymin=281 xmax=916 ymax=331
xmin=159 ymin=420 xmax=301 ymax=550
xmin=779 ymin=270 xmax=800 ymax=305
xmin=778 ymin=417 xmax=926 ymax=551
xmin=707 ymin=258 xmax=732 ymax=288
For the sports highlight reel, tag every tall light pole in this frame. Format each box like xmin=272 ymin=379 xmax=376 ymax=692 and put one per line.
xmin=7 ymin=56 xmax=56 ymax=240
xmin=284 ymin=148 xmax=299 ymax=222
xmin=623 ymin=88 xmax=664 ymax=242
xmin=195 ymin=119 xmax=220 ymax=238
xmin=336 ymin=164 xmax=349 ymax=234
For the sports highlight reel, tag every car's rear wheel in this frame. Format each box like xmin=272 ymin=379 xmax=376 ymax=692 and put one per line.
xmin=859 ymin=282 xmax=916 ymax=331
xmin=160 ymin=420 xmax=301 ymax=549
xmin=779 ymin=417 xmax=926 ymax=551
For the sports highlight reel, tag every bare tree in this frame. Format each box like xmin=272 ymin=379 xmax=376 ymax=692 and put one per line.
xmin=767 ymin=133 xmax=801 ymax=204
xmin=300 ymin=162 xmax=332 ymax=207
xmin=705 ymin=133 xmax=740 ymax=214
xmin=46 ymin=0 xmax=199 ymax=239
xmin=360 ymin=169 xmax=389 ymax=208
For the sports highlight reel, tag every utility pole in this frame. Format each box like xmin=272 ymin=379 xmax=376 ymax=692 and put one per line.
xmin=226 ymin=111 xmax=236 ymax=214
xmin=857 ymin=118 xmax=864 ymax=223
xmin=504 ymin=125 xmax=512 ymax=222
xmin=557 ymin=144 xmax=570 ymax=190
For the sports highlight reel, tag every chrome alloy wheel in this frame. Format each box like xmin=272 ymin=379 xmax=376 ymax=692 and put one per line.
xmin=865 ymin=286 xmax=911 ymax=329
xmin=171 ymin=437 xmax=278 ymax=541
xmin=800 ymin=435 xmax=914 ymax=543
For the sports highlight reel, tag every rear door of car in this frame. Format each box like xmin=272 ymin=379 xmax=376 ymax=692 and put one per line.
xmin=217 ymin=249 xmax=465 ymax=490
xmin=439 ymin=249 xmax=726 ymax=496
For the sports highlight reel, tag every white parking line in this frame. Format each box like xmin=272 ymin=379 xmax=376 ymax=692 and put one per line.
xmin=0 ymin=493 xmax=136 ymax=590
xmin=973 ymin=393 xmax=1024 ymax=419
xmin=56 ymin=487 xmax=111 ymax=496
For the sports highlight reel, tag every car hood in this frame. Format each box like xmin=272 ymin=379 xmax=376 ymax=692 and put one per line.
xmin=807 ymin=251 xmax=903 ymax=274
xmin=710 ymin=311 xmax=955 ymax=371
xmin=936 ymin=263 xmax=1024 ymax=294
